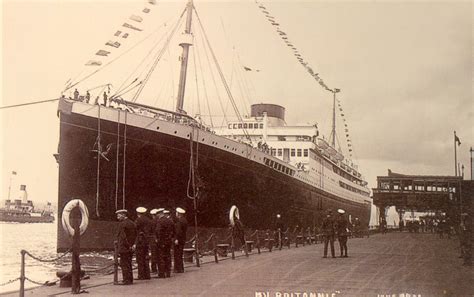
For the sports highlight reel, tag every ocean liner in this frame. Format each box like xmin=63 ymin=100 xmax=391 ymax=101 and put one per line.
xmin=56 ymin=0 xmax=371 ymax=251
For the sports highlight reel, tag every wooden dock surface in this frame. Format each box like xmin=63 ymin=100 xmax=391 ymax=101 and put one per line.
xmin=2 ymin=232 xmax=472 ymax=297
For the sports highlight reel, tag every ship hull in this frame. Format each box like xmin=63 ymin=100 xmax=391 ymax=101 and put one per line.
xmin=0 ymin=214 xmax=54 ymax=223
xmin=57 ymin=103 xmax=370 ymax=251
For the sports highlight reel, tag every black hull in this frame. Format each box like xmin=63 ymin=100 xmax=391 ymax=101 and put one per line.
xmin=0 ymin=216 xmax=54 ymax=223
xmin=57 ymin=106 xmax=370 ymax=251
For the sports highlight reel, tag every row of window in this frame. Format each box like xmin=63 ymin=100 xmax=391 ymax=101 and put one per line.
xmin=228 ymin=122 xmax=264 ymax=129
xmin=339 ymin=181 xmax=370 ymax=197
xmin=269 ymin=148 xmax=309 ymax=157
xmin=263 ymin=157 xmax=295 ymax=176
xmin=380 ymin=183 xmax=457 ymax=193
xmin=333 ymin=165 xmax=365 ymax=186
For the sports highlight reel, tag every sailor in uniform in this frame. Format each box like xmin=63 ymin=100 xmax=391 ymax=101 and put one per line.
xmin=321 ymin=210 xmax=336 ymax=258
xmin=149 ymin=208 xmax=159 ymax=274
xmin=156 ymin=209 xmax=174 ymax=278
xmin=174 ymin=207 xmax=188 ymax=273
xmin=115 ymin=209 xmax=136 ymax=285
xmin=134 ymin=207 xmax=151 ymax=280
xmin=335 ymin=209 xmax=349 ymax=258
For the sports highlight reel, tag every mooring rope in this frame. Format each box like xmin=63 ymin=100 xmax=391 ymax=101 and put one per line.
xmin=122 ymin=112 xmax=128 ymax=209
xmin=96 ymin=105 xmax=101 ymax=218
xmin=115 ymin=110 xmax=121 ymax=211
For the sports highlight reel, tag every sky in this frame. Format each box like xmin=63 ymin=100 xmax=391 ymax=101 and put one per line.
xmin=1 ymin=0 xmax=472 ymax=205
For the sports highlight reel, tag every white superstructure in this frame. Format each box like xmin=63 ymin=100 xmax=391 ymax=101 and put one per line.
xmin=214 ymin=103 xmax=371 ymax=204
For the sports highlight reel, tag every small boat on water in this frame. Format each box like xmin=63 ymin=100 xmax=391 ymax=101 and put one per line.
xmin=0 ymin=185 xmax=54 ymax=223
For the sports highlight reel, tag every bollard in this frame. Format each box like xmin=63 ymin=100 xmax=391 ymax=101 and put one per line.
xmin=256 ymin=231 xmax=261 ymax=254
xmin=231 ymin=235 xmax=235 ymax=260
xmin=113 ymin=241 xmax=119 ymax=284
xmin=278 ymin=229 xmax=282 ymax=251
xmin=20 ymin=250 xmax=26 ymax=297
xmin=71 ymin=218 xmax=81 ymax=294
xmin=213 ymin=236 xmax=218 ymax=263
xmin=195 ymin=240 xmax=201 ymax=268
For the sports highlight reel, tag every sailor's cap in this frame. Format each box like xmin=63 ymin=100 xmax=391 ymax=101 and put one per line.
xmin=337 ymin=209 xmax=345 ymax=214
xmin=176 ymin=207 xmax=186 ymax=214
xmin=156 ymin=208 xmax=164 ymax=213
xmin=276 ymin=214 xmax=281 ymax=218
xmin=461 ymin=212 xmax=468 ymax=216
xmin=150 ymin=209 xmax=159 ymax=215
xmin=136 ymin=207 xmax=147 ymax=214
xmin=115 ymin=209 xmax=127 ymax=215
xmin=163 ymin=210 xmax=170 ymax=214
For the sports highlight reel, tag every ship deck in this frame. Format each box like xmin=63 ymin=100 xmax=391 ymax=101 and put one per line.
xmin=2 ymin=232 xmax=471 ymax=297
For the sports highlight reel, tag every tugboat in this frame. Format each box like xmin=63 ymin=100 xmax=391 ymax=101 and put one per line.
xmin=0 ymin=185 xmax=54 ymax=223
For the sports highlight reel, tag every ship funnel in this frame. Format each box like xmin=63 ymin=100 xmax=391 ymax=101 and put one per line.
xmin=251 ymin=104 xmax=285 ymax=121
xmin=19 ymin=185 xmax=28 ymax=203
xmin=251 ymin=104 xmax=286 ymax=126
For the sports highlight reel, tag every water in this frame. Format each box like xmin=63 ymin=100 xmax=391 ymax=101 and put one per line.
xmin=0 ymin=221 xmax=113 ymax=293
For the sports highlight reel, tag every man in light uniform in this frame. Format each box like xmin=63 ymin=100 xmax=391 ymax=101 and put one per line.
xmin=174 ymin=207 xmax=188 ymax=273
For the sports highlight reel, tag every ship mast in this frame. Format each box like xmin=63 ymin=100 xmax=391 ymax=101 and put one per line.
xmin=331 ymin=88 xmax=340 ymax=147
xmin=175 ymin=0 xmax=194 ymax=113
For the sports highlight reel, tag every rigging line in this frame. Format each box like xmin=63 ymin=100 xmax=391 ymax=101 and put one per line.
xmin=194 ymin=8 xmax=252 ymax=144
xmin=132 ymin=9 xmax=186 ymax=102
xmin=0 ymin=98 xmax=59 ymax=110
xmin=115 ymin=15 xmax=179 ymax=96
xmin=168 ymin=44 xmax=176 ymax=103
xmin=112 ymin=79 xmax=140 ymax=99
xmin=236 ymin=52 xmax=258 ymax=103
xmin=233 ymin=64 xmax=251 ymax=116
xmin=194 ymin=29 xmax=214 ymax=128
xmin=122 ymin=112 xmax=128 ymax=209
xmin=115 ymin=110 xmax=121 ymax=211
xmin=234 ymin=54 xmax=254 ymax=114
xmin=219 ymin=18 xmax=236 ymax=91
xmin=134 ymin=16 xmax=183 ymax=89
xmin=254 ymin=0 xmax=334 ymax=93
xmin=114 ymin=81 xmax=143 ymax=99
xmin=195 ymin=17 xmax=228 ymax=127
xmin=194 ymin=9 xmax=243 ymax=122
xmin=219 ymin=19 xmax=251 ymax=116
xmin=191 ymin=31 xmax=201 ymax=117
xmin=96 ymin=105 xmax=101 ymax=218
xmin=65 ymin=12 xmax=184 ymax=94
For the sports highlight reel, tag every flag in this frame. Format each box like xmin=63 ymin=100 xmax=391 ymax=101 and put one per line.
xmin=114 ymin=30 xmax=122 ymax=36
xmin=143 ymin=7 xmax=150 ymax=13
xmin=12 ymin=171 xmax=17 ymax=175
xmin=85 ymin=60 xmax=102 ymax=66
xmin=123 ymin=23 xmax=142 ymax=31
xmin=243 ymin=66 xmax=252 ymax=71
xmin=122 ymin=33 xmax=129 ymax=39
xmin=455 ymin=134 xmax=461 ymax=146
xmin=96 ymin=50 xmax=110 ymax=56
xmin=106 ymin=41 xmax=121 ymax=48
xmin=130 ymin=15 xmax=143 ymax=22
xmin=47 ymin=202 xmax=51 ymax=206
xmin=148 ymin=0 xmax=156 ymax=4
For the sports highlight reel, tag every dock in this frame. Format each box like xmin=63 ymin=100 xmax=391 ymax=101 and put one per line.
xmin=1 ymin=232 xmax=471 ymax=297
